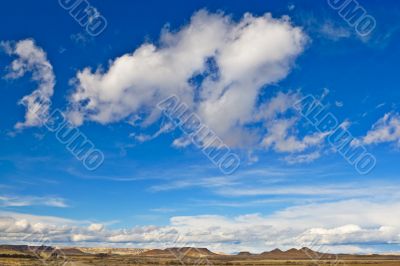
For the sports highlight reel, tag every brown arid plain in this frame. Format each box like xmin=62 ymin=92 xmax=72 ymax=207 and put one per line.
xmin=1 ymin=245 xmax=400 ymax=266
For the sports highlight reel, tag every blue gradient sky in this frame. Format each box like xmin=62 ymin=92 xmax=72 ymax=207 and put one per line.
xmin=0 ymin=0 xmax=400 ymax=254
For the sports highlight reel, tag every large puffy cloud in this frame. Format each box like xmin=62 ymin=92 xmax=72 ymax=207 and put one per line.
xmin=1 ymin=39 xmax=55 ymax=130
xmin=68 ymin=10 xmax=308 ymax=149
xmin=2 ymin=196 xmax=400 ymax=254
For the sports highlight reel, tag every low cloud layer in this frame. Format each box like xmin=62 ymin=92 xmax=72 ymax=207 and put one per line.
xmin=2 ymin=196 xmax=400 ymax=254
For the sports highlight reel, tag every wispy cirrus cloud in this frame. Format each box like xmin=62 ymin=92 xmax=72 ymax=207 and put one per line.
xmin=283 ymin=151 xmax=321 ymax=164
xmin=0 ymin=195 xmax=68 ymax=208
xmin=149 ymin=176 xmax=239 ymax=192
xmin=213 ymin=183 xmax=399 ymax=199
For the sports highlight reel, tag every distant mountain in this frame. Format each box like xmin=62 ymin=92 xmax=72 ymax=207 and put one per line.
xmin=0 ymin=245 xmax=54 ymax=254
xmin=2 ymin=244 xmax=400 ymax=261
xmin=237 ymin=251 xmax=254 ymax=256
xmin=141 ymin=248 xmax=171 ymax=256
xmin=167 ymin=247 xmax=216 ymax=256
xmin=257 ymin=247 xmax=339 ymax=260
xmin=142 ymin=247 xmax=216 ymax=257
xmin=261 ymin=248 xmax=284 ymax=255
xmin=57 ymin=248 xmax=86 ymax=256
xmin=0 ymin=245 xmax=86 ymax=257
xmin=76 ymin=247 xmax=148 ymax=255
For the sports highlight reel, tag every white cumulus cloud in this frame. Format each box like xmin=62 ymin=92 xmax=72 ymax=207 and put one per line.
xmin=1 ymin=39 xmax=55 ymax=130
xmin=68 ymin=10 xmax=308 ymax=150
xmin=358 ymin=112 xmax=400 ymax=147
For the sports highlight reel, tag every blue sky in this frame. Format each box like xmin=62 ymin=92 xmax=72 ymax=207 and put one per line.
xmin=0 ymin=0 xmax=400 ymax=254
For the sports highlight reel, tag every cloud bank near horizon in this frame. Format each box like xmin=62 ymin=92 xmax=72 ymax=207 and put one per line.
xmin=2 ymin=190 xmax=400 ymax=254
